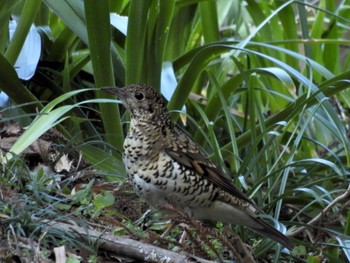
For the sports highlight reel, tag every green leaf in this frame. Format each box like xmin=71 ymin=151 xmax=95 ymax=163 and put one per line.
xmin=93 ymin=191 xmax=115 ymax=209
xmin=53 ymin=203 xmax=72 ymax=211
xmin=125 ymin=0 xmax=151 ymax=84
xmin=84 ymin=0 xmax=124 ymax=153
xmin=6 ymin=89 xmax=91 ymax=160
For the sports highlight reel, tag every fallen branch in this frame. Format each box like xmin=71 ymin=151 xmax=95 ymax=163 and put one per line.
xmin=41 ymin=219 xmax=215 ymax=263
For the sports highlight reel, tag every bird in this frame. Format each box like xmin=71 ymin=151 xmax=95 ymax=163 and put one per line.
xmin=102 ymin=84 xmax=295 ymax=250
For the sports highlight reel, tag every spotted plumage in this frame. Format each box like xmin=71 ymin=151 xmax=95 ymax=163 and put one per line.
xmin=102 ymin=84 xmax=294 ymax=250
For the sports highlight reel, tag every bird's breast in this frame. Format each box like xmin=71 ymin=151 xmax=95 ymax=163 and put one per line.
xmin=123 ymin=131 xmax=217 ymax=211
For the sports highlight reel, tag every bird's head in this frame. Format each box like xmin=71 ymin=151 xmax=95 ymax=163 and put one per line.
xmin=102 ymin=84 xmax=172 ymax=127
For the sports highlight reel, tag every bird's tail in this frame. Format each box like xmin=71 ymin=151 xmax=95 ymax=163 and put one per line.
xmin=251 ymin=217 xmax=295 ymax=250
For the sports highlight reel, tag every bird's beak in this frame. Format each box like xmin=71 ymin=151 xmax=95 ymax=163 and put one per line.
xmin=101 ymin=86 xmax=121 ymax=95
xmin=101 ymin=86 xmax=128 ymax=101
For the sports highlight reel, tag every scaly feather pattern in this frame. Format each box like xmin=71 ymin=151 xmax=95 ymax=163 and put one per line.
xmin=102 ymin=84 xmax=295 ymax=250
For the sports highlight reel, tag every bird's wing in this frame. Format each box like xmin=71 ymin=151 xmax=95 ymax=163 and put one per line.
xmin=164 ymin=129 xmax=258 ymax=208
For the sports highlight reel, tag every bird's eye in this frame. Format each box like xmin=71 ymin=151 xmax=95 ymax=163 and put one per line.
xmin=135 ymin=92 xmax=144 ymax=100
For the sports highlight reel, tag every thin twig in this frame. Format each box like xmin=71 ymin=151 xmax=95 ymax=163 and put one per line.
xmin=289 ymin=183 xmax=350 ymax=237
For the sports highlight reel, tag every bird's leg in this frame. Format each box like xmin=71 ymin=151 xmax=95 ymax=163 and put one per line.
xmin=158 ymin=203 xmax=191 ymax=243
xmin=161 ymin=221 xmax=189 ymax=244
xmin=178 ymin=224 xmax=188 ymax=244
xmin=220 ymin=226 xmax=256 ymax=263
xmin=160 ymin=220 xmax=178 ymax=238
